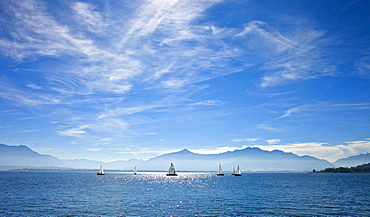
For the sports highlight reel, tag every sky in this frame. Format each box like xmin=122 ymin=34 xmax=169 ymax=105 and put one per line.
xmin=0 ymin=0 xmax=370 ymax=163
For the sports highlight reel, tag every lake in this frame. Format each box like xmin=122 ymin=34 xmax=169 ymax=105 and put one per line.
xmin=0 ymin=171 xmax=369 ymax=216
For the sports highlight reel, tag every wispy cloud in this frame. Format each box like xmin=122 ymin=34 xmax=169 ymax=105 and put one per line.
xmin=19 ymin=129 xmax=39 ymax=133
xmin=236 ymin=20 xmax=334 ymax=88
xmin=256 ymin=124 xmax=284 ymax=132
xmin=87 ymin=148 xmax=103 ymax=152
xmin=26 ymin=83 xmax=43 ymax=90
xmin=356 ymin=56 xmax=370 ymax=76
xmin=276 ymin=105 xmax=310 ymax=119
xmin=57 ymin=125 xmax=90 ymax=138
xmin=0 ymin=0 xmax=94 ymax=59
xmin=266 ymin=139 xmax=281 ymax=145
xmin=0 ymin=0 xmax=334 ymax=113
xmin=0 ymin=79 xmax=62 ymax=107
xmin=71 ymin=2 xmax=105 ymax=33
xmin=275 ymin=102 xmax=370 ymax=120
xmin=0 ymin=0 xmax=237 ymax=107
xmin=191 ymin=100 xmax=221 ymax=106
xmin=232 ymin=138 xmax=259 ymax=142
xmin=1 ymin=0 xmax=366 ymax=161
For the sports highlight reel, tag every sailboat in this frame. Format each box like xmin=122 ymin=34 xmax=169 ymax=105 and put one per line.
xmin=233 ymin=165 xmax=242 ymax=176
xmin=166 ymin=163 xmax=177 ymax=176
xmin=217 ymin=164 xmax=224 ymax=176
xmin=97 ymin=165 xmax=105 ymax=175
xmin=133 ymin=166 xmax=137 ymax=175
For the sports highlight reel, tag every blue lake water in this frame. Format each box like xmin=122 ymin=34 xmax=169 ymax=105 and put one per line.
xmin=0 ymin=171 xmax=369 ymax=216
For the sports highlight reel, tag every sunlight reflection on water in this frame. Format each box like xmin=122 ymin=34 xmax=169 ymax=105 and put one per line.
xmin=0 ymin=172 xmax=369 ymax=216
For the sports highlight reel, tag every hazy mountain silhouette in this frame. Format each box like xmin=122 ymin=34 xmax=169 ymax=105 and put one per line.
xmin=1 ymin=144 xmax=335 ymax=171
xmin=138 ymin=147 xmax=334 ymax=172
xmin=334 ymin=153 xmax=370 ymax=167
xmin=0 ymin=144 xmax=60 ymax=168
xmin=0 ymin=144 xmax=142 ymax=170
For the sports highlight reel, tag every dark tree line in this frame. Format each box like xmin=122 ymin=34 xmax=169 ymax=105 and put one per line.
xmin=313 ymin=163 xmax=370 ymax=173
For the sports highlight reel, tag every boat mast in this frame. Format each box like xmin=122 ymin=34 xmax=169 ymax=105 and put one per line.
xmin=217 ymin=164 xmax=224 ymax=176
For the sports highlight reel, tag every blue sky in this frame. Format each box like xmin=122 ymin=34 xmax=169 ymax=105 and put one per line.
xmin=0 ymin=0 xmax=370 ymax=162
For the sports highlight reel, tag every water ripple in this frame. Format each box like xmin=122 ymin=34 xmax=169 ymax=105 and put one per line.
xmin=0 ymin=172 xmax=369 ymax=216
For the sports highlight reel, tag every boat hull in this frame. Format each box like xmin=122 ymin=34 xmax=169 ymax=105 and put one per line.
xmin=233 ymin=174 xmax=242 ymax=176
xmin=97 ymin=173 xmax=104 ymax=175
xmin=166 ymin=174 xmax=177 ymax=176
xmin=217 ymin=174 xmax=224 ymax=176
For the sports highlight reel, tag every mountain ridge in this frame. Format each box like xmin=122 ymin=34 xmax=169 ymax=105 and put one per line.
xmin=138 ymin=147 xmax=334 ymax=171
xmin=334 ymin=153 xmax=370 ymax=167
xmin=1 ymin=143 xmax=365 ymax=171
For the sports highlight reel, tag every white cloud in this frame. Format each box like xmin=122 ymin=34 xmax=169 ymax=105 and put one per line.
xmin=87 ymin=148 xmax=102 ymax=152
xmin=0 ymin=0 xmax=95 ymax=59
xmin=191 ymin=146 xmax=247 ymax=155
xmin=236 ymin=21 xmax=334 ymax=88
xmin=251 ymin=140 xmax=370 ymax=162
xmin=1 ymin=0 xmax=363 ymax=158
xmin=100 ymin=138 xmax=111 ymax=141
xmin=145 ymin=132 xmax=157 ymax=135
xmin=26 ymin=83 xmax=43 ymax=90
xmin=274 ymin=102 xmax=370 ymax=121
xmin=266 ymin=139 xmax=281 ymax=145
xmin=19 ymin=129 xmax=39 ymax=133
xmin=191 ymin=100 xmax=221 ymax=106
xmin=0 ymin=81 xmax=62 ymax=107
xmin=232 ymin=138 xmax=259 ymax=142
xmin=256 ymin=124 xmax=284 ymax=132
xmin=71 ymin=2 xmax=105 ymax=32
xmin=276 ymin=105 xmax=309 ymax=119
xmin=119 ymin=0 xmax=221 ymax=44
xmin=57 ymin=125 xmax=90 ymax=138
xmin=356 ymin=56 xmax=370 ymax=76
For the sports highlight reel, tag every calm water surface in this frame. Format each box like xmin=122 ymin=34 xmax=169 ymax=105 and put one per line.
xmin=0 ymin=171 xmax=369 ymax=216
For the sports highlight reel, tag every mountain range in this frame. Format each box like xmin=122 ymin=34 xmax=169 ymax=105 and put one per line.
xmin=334 ymin=153 xmax=370 ymax=167
xmin=0 ymin=144 xmax=141 ymax=170
xmin=1 ymin=144 xmax=369 ymax=172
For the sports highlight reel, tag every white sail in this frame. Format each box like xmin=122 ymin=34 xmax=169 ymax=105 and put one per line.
xmin=97 ymin=165 xmax=104 ymax=175
xmin=236 ymin=165 xmax=242 ymax=175
xmin=218 ymin=164 xmax=223 ymax=174
xmin=134 ymin=166 xmax=137 ymax=175
xmin=167 ymin=163 xmax=177 ymax=176
xmin=217 ymin=164 xmax=224 ymax=176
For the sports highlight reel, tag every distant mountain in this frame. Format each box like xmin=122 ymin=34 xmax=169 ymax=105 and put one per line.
xmin=334 ymin=153 xmax=370 ymax=167
xmin=0 ymin=144 xmax=142 ymax=170
xmin=106 ymin=159 xmax=143 ymax=170
xmin=0 ymin=144 xmax=336 ymax=171
xmin=138 ymin=147 xmax=334 ymax=172
xmin=0 ymin=144 xmax=60 ymax=168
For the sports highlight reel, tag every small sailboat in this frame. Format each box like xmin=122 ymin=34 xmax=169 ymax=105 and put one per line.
xmin=233 ymin=165 xmax=242 ymax=176
xmin=97 ymin=165 xmax=105 ymax=175
xmin=166 ymin=163 xmax=177 ymax=176
xmin=133 ymin=166 xmax=137 ymax=175
xmin=217 ymin=164 xmax=224 ymax=176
